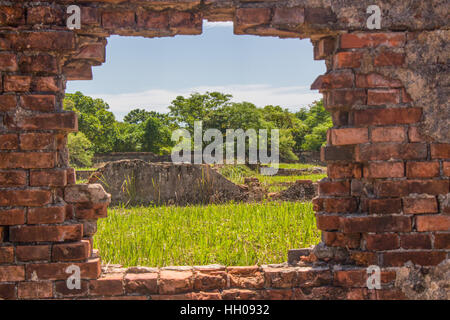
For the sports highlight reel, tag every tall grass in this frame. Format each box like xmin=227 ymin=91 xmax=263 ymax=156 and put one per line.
xmin=94 ymin=201 xmax=320 ymax=267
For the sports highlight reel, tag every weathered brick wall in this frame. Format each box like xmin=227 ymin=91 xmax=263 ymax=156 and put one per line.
xmin=0 ymin=1 xmax=448 ymax=300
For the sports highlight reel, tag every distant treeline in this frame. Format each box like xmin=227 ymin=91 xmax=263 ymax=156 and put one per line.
xmin=64 ymin=91 xmax=331 ymax=167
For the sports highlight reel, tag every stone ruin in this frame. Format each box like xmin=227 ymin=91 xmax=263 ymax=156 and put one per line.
xmin=88 ymin=160 xmax=243 ymax=206
xmin=0 ymin=0 xmax=448 ymax=300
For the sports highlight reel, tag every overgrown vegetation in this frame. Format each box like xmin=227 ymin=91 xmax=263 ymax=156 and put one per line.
xmin=94 ymin=201 xmax=320 ymax=267
xmin=64 ymin=91 xmax=332 ymax=167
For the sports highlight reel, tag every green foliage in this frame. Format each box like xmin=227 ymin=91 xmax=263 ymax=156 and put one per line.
xmin=294 ymin=100 xmax=332 ymax=151
xmin=64 ymin=91 xmax=330 ymax=158
xmin=67 ymin=132 xmax=94 ymax=168
xmin=64 ymin=91 xmax=117 ymax=154
xmin=94 ymin=202 xmax=320 ymax=267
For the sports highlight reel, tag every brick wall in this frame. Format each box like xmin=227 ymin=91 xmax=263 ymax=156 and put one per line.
xmin=0 ymin=1 xmax=448 ymax=300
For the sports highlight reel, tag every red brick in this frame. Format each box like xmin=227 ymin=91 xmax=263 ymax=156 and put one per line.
xmin=20 ymin=95 xmax=56 ymax=112
xmin=400 ymin=234 xmax=432 ymax=249
xmin=74 ymin=43 xmax=106 ymax=64
xmin=354 ymin=108 xmax=422 ymax=125
xmin=341 ymin=215 xmax=411 ymax=233
xmin=0 ymin=6 xmax=25 ymax=26
xmin=406 ymin=162 xmax=440 ymax=178
xmin=0 ymin=152 xmax=55 ymax=169
xmin=20 ymin=133 xmax=55 ymax=150
xmin=374 ymin=50 xmax=405 ymax=66
xmin=27 ymin=206 xmax=66 ymax=224
xmin=365 ymin=233 xmax=399 ymax=250
xmin=0 ymin=265 xmax=25 ymax=281
xmin=227 ymin=266 xmax=264 ymax=290
xmin=0 ymin=190 xmax=52 ymax=207
xmin=0 ymin=170 xmax=26 ymax=186
xmin=159 ymin=270 xmax=194 ymax=294
xmin=0 ymin=95 xmax=17 ymax=112
xmin=356 ymin=73 xmax=402 ymax=88
xmin=52 ymin=240 xmax=90 ymax=262
xmin=403 ymin=195 xmax=438 ymax=214
xmin=0 ymin=246 xmax=14 ymax=263
xmin=30 ymin=169 xmax=67 ymax=187
xmin=331 ymin=128 xmax=368 ymax=146
xmin=323 ymin=198 xmax=358 ymax=213
xmin=14 ymin=112 xmax=78 ymax=132
xmin=319 ymin=70 xmax=355 ymax=89
xmin=272 ymin=7 xmax=304 ymax=26
xmin=364 ymin=162 xmax=404 ymax=178
xmin=169 ymin=11 xmax=202 ymax=35
xmin=340 ymin=33 xmax=406 ymax=49
xmin=18 ymin=281 xmax=53 ymax=299
xmin=356 ymin=143 xmax=427 ymax=161
xmin=0 ymin=283 xmax=16 ymax=300
xmin=26 ymin=6 xmax=64 ymax=25
xmin=375 ymin=180 xmax=449 ymax=197
xmin=3 ymin=75 xmax=31 ymax=92
xmin=323 ymin=231 xmax=360 ymax=248
xmin=137 ymin=9 xmax=169 ymax=29
xmin=25 ymin=258 xmax=101 ymax=280
xmin=0 ymin=52 xmax=18 ymax=71
xmin=55 ymin=279 xmax=89 ymax=297
xmin=102 ymin=11 xmax=135 ymax=29
xmin=81 ymin=7 xmax=100 ymax=26
xmin=431 ymin=144 xmax=450 ymax=159
xmin=321 ymin=145 xmax=356 ymax=161
xmin=367 ymin=89 xmax=401 ymax=105
xmin=193 ymin=268 xmax=227 ymax=291
xmin=333 ymin=51 xmax=362 ymax=68
xmin=326 ymin=89 xmax=366 ymax=108
xmin=235 ymin=8 xmax=271 ymax=31
xmin=124 ymin=273 xmax=158 ymax=295
xmin=16 ymin=245 xmax=50 ymax=262
xmin=368 ymin=198 xmax=402 ymax=214
xmin=315 ymin=214 xmax=341 ymax=231
xmin=434 ymin=234 xmax=450 ymax=249
xmin=19 ymin=54 xmax=58 ymax=75
xmin=408 ymin=126 xmax=428 ymax=142
xmin=32 ymin=76 xmax=60 ymax=92
xmin=371 ymin=126 xmax=406 ymax=143
xmin=334 ymin=269 xmax=395 ymax=287
xmin=10 ymin=224 xmax=83 ymax=243
xmin=314 ymin=37 xmax=335 ymax=60
xmin=327 ymin=163 xmax=362 ymax=179
xmin=443 ymin=162 xmax=450 ymax=176
xmin=75 ymin=204 xmax=108 ymax=220
xmin=90 ymin=274 xmax=124 ymax=296
xmin=0 ymin=208 xmax=25 ymax=225
xmin=416 ymin=215 xmax=450 ymax=232
xmin=382 ymin=251 xmax=446 ymax=267
xmin=0 ymin=134 xmax=18 ymax=150
xmin=319 ymin=180 xmax=350 ymax=196
xmin=8 ymin=31 xmax=75 ymax=52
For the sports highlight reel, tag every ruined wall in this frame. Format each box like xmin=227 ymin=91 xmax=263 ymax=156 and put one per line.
xmin=0 ymin=0 xmax=448 ymax=300
xmin=89 ymin=160 xmax=242 ymax=206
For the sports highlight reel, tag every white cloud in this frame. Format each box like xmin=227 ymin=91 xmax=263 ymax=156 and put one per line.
xmin=90 ymin=84 xmax=322 ymax=120
xmin=203 ymin=21 xmax=234 ymax=29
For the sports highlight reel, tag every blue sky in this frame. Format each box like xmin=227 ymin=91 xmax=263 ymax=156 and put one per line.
xmin=67 ymin=21 xmax=325 ymax=120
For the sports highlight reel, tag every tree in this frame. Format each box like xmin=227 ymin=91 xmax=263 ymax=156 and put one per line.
xmin=123 ymin=109 xmax=153 ymax=124
xmin=169 ymin=92 xmax=232 ymax=133
xmin=68 ymin=132 xmax=94 ymax=167
xmin=64 ymin=91 xmax=117 ymax=153
xmin=142 ymin=116 xmax=173 ymax=154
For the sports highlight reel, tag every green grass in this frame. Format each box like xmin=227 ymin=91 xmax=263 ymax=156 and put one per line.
xmin=272 ymin=163 xmax=324 ymax=170
xmin=217 ymin=164 xmax=326 ymax=192
xmin=94 ymin=201 xmax=320 ymax=267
